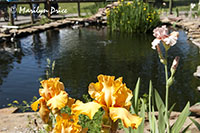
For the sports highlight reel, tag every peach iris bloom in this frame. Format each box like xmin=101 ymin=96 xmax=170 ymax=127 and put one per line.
xmin=31 ymin=78 xmax=74 ymax=122
xmin=72 ymin=75 xmax=142 ymax=129
xmin=53 ymin=113 xmax=87 ymax=133
xmin=151 ymin=25 xmax=179 ymax=50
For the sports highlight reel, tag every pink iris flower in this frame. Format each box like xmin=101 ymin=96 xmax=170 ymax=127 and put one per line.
xmin=151 ymin=25 xmax=179 ymax=50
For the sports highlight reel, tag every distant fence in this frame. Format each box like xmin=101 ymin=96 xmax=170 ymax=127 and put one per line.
xmin=0 ymin=0 xmax=105 ymax=25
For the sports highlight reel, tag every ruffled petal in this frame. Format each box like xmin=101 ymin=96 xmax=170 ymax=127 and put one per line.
xmin=151 ymin=39 xmax=160 ymax=50
xmin=97 ymin=75 xmax=115 ymax=107
xmin=47 ymin=91 xmax=68 ymax=111
xmin=109 ymin=107 xmax=142 ymax=129
xmin=54 ymin=113 xmax=86 ymax=133
xmin=112 ymin=77 xmax=133 ymax=107
xmin=163 ymin=31 xmax=179 ymax=47
xmin=153 ymin=25 xmax=168 ymax=39
xmin=71 ymin=100 xmax=101 ymax=119
xmin=89 ymin=75 xmax=133 ymax=109
xmin=40 ymin=78 xmax=65 ymax=100
xmin=31 ymin=97 xmax=44 ymax=111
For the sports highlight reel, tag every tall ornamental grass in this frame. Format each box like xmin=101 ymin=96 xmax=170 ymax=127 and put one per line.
xmin=106 ymin=0 xmax=161 ymax=33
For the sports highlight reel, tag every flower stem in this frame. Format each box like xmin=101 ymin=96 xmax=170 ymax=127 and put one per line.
xmin=164 ymin=51 xmax=170 ymax=133
xmin=165 ymin=64 xmax=169 ymax=111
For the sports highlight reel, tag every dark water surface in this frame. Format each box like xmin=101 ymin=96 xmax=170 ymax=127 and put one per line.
xmin=0 ymin=27 xmax=199 ymax=111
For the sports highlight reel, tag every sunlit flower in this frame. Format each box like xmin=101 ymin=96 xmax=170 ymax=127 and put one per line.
xmin=127 ymin=2 xmax=131 ymax=6
xmin=71 ymin=75 xmax=142 ymax=129
xmin=144 ymin=7 xmax=146 ymax=11
xmin=47 ymin=91 xmax=69 ymax=113
xmin=151 ymin=25 xmax=179 ymax=50
xmin=163 ymin=31 xmax=179 ymax=47
xmin=53 ymin=113 xmax=87 ymax=133
xmin=31 ymin=78 xmax=75 ymax=122
xmin=153 ymin=25 xmax=168 ymax=40
xmin=39 ymin=78 xmax=65 ymax=101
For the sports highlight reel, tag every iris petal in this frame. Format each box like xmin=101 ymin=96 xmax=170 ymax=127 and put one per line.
xmin=31 ymin=97 xmax=44 ymax=111
xmin=47 ymin=91 xmax=68 ymax=111
xmin=109 ymin=107 xmax=142 ymax=129
xmin=71 ymin=100 xmax=102 ymax=119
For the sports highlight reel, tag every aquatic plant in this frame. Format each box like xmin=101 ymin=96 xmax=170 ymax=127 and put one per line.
xmin=107 ymin=0 xmax=160 ymax=33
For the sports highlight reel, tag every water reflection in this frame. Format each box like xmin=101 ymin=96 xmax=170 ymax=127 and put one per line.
xmin=0 ymin=40 xmax=23 ymax=85
xmin=0 ymin=27 xmax=199 ymax=111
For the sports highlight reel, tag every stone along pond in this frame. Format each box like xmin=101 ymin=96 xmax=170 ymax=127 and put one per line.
xmin=0 ymin=27 xmax=199 ymax=111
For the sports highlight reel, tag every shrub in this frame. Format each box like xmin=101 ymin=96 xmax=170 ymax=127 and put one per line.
xmin=107 ymin=0 xmax=161 ymax=33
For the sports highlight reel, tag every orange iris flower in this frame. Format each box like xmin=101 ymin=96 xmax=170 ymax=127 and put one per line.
xmin=53 ymin=113 xmax=87 ymax=133
xmin=31 ymin=78 xmax=75 ymax=123
xmin=71 ymin=75 xmax=142 ymax=129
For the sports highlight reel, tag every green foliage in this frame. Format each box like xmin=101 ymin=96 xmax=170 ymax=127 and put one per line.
xmin=7 ymin=96 xmax=38 ymax=112
xmin=61 ymin=94 xmax=103 ymax=133
xmin=79 ymin=95 xmax=104 ymax=133
xmin=190 ymin=118 xmax=200 ymax=131
xmin=148 ymin=84 xmax=190 ymax=133
xmin=107 ymin=0 xmax=161 ymax=33
xmin=132 ymin=78 xmax=141 ymax=114
xmin=79 ymin=94 xmax=103 ymax=132
xmin=39 ymin=16 xmax=51 ymax=25
xmin=79 ymin=110 xmax=103 ymax=133
xmin=123 ymin=78 xmax=147 ymax=133
xmin=132 ymin=98 xmax=146 ymax=133
xmin=171 ymin=102 xmax=190 ymax=133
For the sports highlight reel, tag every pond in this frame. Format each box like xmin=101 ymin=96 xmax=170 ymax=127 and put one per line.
xmin=0 ymin=27 xmax=199 ymax=111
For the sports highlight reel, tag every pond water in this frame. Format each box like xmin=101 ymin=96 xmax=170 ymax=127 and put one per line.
xmin=0 ymin=27 xmax=200 ymax=111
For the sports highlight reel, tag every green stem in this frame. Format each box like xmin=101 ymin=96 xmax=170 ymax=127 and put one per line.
xmin=164 ymin=51 xmax=170 ymax=133
xmin=165 ymin=64 xmax=169 ymax=111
